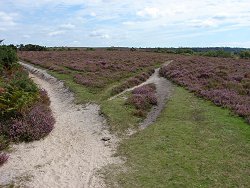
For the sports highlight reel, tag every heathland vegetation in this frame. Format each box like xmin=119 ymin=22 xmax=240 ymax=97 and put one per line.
xmin=160 ymin=56 xmax=250 ymax=123
xmin=2 ymin=46 xmax=249 ymax=187
xmin=0 ymin=46 xmax=54 ymax=166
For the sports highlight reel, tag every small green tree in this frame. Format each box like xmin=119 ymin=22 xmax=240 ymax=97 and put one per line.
xmin=0 ymin=46 xmax=18 ymax=70
xmin=239 ymin=50 xmax=250 ymax=59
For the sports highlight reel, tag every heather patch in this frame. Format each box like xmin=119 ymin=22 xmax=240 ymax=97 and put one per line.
xmin=160 ymin=56 xmax=250 ymax=123
xmin=0 ymin=153 xmax=8 ymax=166
xmin=126 ymin=84 xmax=157 ymax=117
xmin=18 ymin=50 xmax=175 ymax=90
xmin=0 ymin=46 xmax=55 ymax=166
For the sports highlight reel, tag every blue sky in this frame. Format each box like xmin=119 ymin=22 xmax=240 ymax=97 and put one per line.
xmin=0 ymin=0 xmax=250 ymax=47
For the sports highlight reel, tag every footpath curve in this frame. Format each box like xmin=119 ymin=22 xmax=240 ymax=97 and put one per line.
xmin=0 ymin=62 xmax=119 ymax=188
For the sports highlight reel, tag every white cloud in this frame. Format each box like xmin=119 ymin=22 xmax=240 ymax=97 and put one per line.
xmin=89 ymin=31 xmax=110 ymax=39
xmin=23 ymin=34 xmax=31 ymax=38
xmin=189 ymin=18 xmax=219 ymax=28
xmin=0 ymin=11 xmax=17 ymax=29
xmin=122 ymin=21 xmax=136 ymax=26
xmin=60 ymin=23 xmax=75 ymax=29
xmin=137 ymin=7 xmax=161 ymax=18
xmin=48 ymin=30 xmax=65 ymax=36
xmin=90 ymin=12 xmax=97 ymax=17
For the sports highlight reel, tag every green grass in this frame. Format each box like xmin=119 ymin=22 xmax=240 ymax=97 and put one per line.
xmin=48 ymin=71 xmax=100 ymax=103
xmin=101 ymin=95 xmax=142 ymax=134
xmin=106 ymin=86 xmax=250 ymax=188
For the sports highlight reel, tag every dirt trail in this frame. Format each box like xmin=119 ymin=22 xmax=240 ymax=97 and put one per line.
xmin=139 ymin=62 xmax=174 ymax=129
xmin=110 ymin=61 xmax=174 ymax=129
xmin=0 ymin=62 xmax=120 ymax=188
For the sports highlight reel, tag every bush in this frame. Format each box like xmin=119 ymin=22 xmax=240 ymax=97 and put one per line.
xmin=24 ymin=103 xmax=54 ymax=141
xmin=0 ymin=153 xmax=8 ymax=166
xmin=176 ymin=48 xmax=194 ymax=55
xmin=18 ymin=44 xmax=47 ymax=51
xmin=0 ymin=136 xmax=8 ymax=150
xmin=126 ymin=84 xmax=157 ymax=117
xmin=132 ymin=83 xmax=156 ymax=95
xmin=86 ymin=48 xmax=95 ymax=51
xmin=203 ymin=50 xmax=232 ymax=58
xmin=39 ymin=89 xmax=50 ymax=105
xmin=0 ymin=46 xmax=18 ymax=70
xmin=6 ymin=102 xmax=54 ymax=142
xmin=8 ymin=69 xmax=38 ymax=93
xmin=239 ymin=50 xmax=250 ymax=59
xmin=0 ymin=88 xmax=38 ymax=117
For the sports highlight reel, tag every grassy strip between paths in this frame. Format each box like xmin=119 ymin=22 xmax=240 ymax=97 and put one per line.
xmin=105 ymin=86 xmax=250 ymax=188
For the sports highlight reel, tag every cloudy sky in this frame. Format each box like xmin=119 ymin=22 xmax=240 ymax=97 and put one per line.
xmin=1 ymin=0 xmax=250 ymax=47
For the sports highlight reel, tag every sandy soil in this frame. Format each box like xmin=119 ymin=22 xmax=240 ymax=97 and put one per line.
xmin=110 ymin=61 xmax=174 ymax=129
xmin=0 ymin=62 xmax=120 ymax=188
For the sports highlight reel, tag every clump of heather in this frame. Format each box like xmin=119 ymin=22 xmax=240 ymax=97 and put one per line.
xmin=38 ymin=89 xmax=50 ymax=105
xmin=24 ymin=103 xmax=55 ymax=141
xmin=126 ymin=84 xmax=157 ymax=117
xmin=1 ymin=88 xmax=55 ymax=143
xmin=0 ymin=153 xmax=9 ymax=166
xmin=7 ymin=103 xmax=55 ymax=142
xmin=159 ymin=56 xmax=250 ymax=123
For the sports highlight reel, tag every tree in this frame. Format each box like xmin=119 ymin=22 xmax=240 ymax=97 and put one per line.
xmin=239 ymin=50 xmax=250 ymax=59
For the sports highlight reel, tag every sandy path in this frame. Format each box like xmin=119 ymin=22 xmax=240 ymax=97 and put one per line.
xmin=0 ymin=62 xmax=119 ymax=188
xmin=110 ymin=61 xmax=174 ymax=129
xmin=139 ymin=62 xmax=174 ymax=129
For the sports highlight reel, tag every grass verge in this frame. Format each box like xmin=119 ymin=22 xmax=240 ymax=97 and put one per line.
xmin=105 ymin=86 xmax=250 ymax=187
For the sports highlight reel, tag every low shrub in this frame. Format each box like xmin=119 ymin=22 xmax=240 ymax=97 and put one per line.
xmin=18 ymin=44 xmax=47 ymax=51
xmin=39 ymin=89 xmax=50 ymax=105
xmin=0 ymin=88 xmax=38 ymax=117
xmin=0 ymin=136 xmax=8 ymax=150
xmin=132 ymin=84 xmax=156 ymax=95
xmin=126 ymin=84 xmax=157 ymax=117
xmin=0 ymin=46 xmax=18 ymax=70
xmin=0 ymin=153 xmax=8 ymax=166
xmin=5 ymin=102 xmax=54 ymax=142
xmin=8 ymin=69 xmax=39 ymax=93
xmin=24 ymin=103 xmax=55 ymax=141
xmin=239 ymin=50 xmax=250 ymax=59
